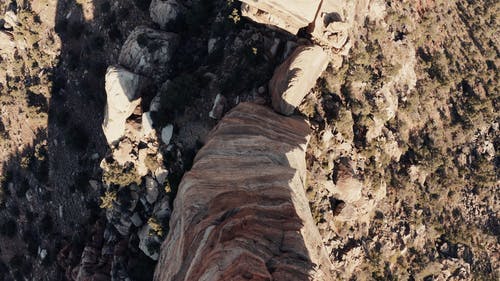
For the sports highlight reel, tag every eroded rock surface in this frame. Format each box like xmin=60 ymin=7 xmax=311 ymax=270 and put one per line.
xmin=118 ymin=26 xmax=179 ymax=78
xmin=150 ymin=0 xmax=185 ymax=29
xmin=154 ymin=103 xmax=333 ymax=281
xmin=241 ymin=0 xmax=354 ymax=49
xmin=240 ymin=0 xmax=321 ymax=35
xmin=269 ymin=45 xmax=329 ymax=115
xmin=102 ymin=65 xmax=142 ymax=145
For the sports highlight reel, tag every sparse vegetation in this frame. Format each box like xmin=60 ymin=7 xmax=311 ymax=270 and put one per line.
xmin=99 ymin=191 xmax=117 ymax=209
xmin=102 ymin=162 xmax=141 ymax=187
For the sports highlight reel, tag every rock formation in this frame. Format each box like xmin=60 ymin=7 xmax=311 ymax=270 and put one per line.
xmin=240 ymin=0 xmax=352 ymax=49
xmin=154 ymin=103 xmax=333 ymax=281
xmin=118 ymin=26 xmax=179 ymax=78
xmin=150 ymin=0 xmax=185 ymax=29
xmin=102 ymin=66 xmax=142 ymax=145
xmin=240 ymin=0 xmax=321 ymax=35
xmin=269 ymin=45 xmax=329 ymax=115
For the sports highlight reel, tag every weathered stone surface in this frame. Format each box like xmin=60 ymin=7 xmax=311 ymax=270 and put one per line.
xmin=150 ymin=0 xmax=184 ymax=29
xmin=154 ymin=103 xmax=333 ymax=281
xmin=310 ymin=0 xmax=350 ymax=48
xmin=240 ymin=0 xmax=321 ymax=35
xmin=0 ymin=31 xmax=15 ymax=55
xmin=269 ymin=45 xmax=329 ymax=115
xmin=118 ymin=26 xmax=179 ymax=77
xmin=102 ymin=66 xmax=142 ymax=145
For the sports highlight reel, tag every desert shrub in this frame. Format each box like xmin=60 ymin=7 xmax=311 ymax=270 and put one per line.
xmin=99 ymin=191 xmax=117 ymax=209
xmin=102 ymin=162 xmax=141 ymax=187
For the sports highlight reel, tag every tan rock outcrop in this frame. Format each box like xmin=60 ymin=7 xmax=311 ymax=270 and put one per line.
xmin=240 ymin=0 xmax=353 ymax=49
xmin=154 ymin=103 xmax=333 ymax=281
xmin=240 ymin=0 xmax=321 ymax=35
xmin=269 ymin=45 xmax=329 ymax=115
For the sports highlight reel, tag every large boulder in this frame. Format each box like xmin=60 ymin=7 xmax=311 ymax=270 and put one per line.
xmin=102 ymin=66 xmax=142 ymax=145
xmin=150 ymin=0 xmax=185 ymax=29
xmin=154 ymin=103 xmax=333 ymax=281
xmin=240 ymin=0 xmax=321 ymax=35
xmin=118 ymin=26 xmax=179 ymax=78
xmin=269 ymin=45 xmax=329 ymax=115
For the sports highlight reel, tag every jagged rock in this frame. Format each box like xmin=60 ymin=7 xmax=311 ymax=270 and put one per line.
xmin=142 ymin=112 xmax=154 ymax=137
xmin=207 ymin=38 xmax=217 ymax=54
xmin=102 ymin=66 xmax=142 ymax=145
xmin=149 ymin=93 xmax=161 ymax=112
xmin=161 ymin=124 xmax=173 ymax=145
xmin=138 ymin=224 xmax=161 ymax=260
xmin=208 ymin=94 xmax=226 ymax=120
xmin=145 ymin=176 xmax=159 ymax=204
xmin=331 ymin=157 xmax=362 ymax=203
xmin=152 ymin=196 xmax=171 ymax=221
xmin=154 ymin=103 xmax=333 ymax=281
xmin=310 ymin=1 xmax=350 ymax=48
xmin=150 ymin=0 xmax=184 ymax=29
xmin=240 ymin=0 xmax=321 ymax=35
xmin=112 ymin=138 xmax=134 ymax=165
xmin=118 ymin=26 xmax=179 ymax=78
xmin=154 ymin=167 xmax=169 ymax=185
xmin=131 ymin=212 xmax=143 ymax=227
xmin=269 ymin=45 xmax=329 ymax=115
xmin=137 ymin=148 xmax=149 ymax=177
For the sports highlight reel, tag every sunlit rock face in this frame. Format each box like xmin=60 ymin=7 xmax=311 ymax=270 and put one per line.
xmin=102 ymin=65 xmax=142 ymax=145
xmin=154 ymin=103 xmax=334 ymax=281
xmin=240 ymin=0 xmax=321 ymax=35
xmin=269 ymin=45 xmax=329 ymax=116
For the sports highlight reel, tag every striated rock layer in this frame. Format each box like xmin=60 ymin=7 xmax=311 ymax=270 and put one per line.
xmin=154 ymin=103 xmax=333 ymax=280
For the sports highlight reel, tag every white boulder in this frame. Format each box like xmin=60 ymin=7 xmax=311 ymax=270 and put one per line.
xmin=102 ymin=66 xmax=142 ymax=145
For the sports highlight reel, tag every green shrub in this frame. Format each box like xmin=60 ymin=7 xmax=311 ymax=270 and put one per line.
xmin=102 ymin=162 xmax=141 ymax=187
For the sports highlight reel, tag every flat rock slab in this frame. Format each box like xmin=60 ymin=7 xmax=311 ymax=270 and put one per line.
xmin=269 ymin=45 xmax=329 ymax=115
xmin=154 ymin=102 xmax=333 ymax=281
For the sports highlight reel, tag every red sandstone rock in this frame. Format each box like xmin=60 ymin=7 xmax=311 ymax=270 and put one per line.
xmin=154 ymin=103 xmax=333 ymax=280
